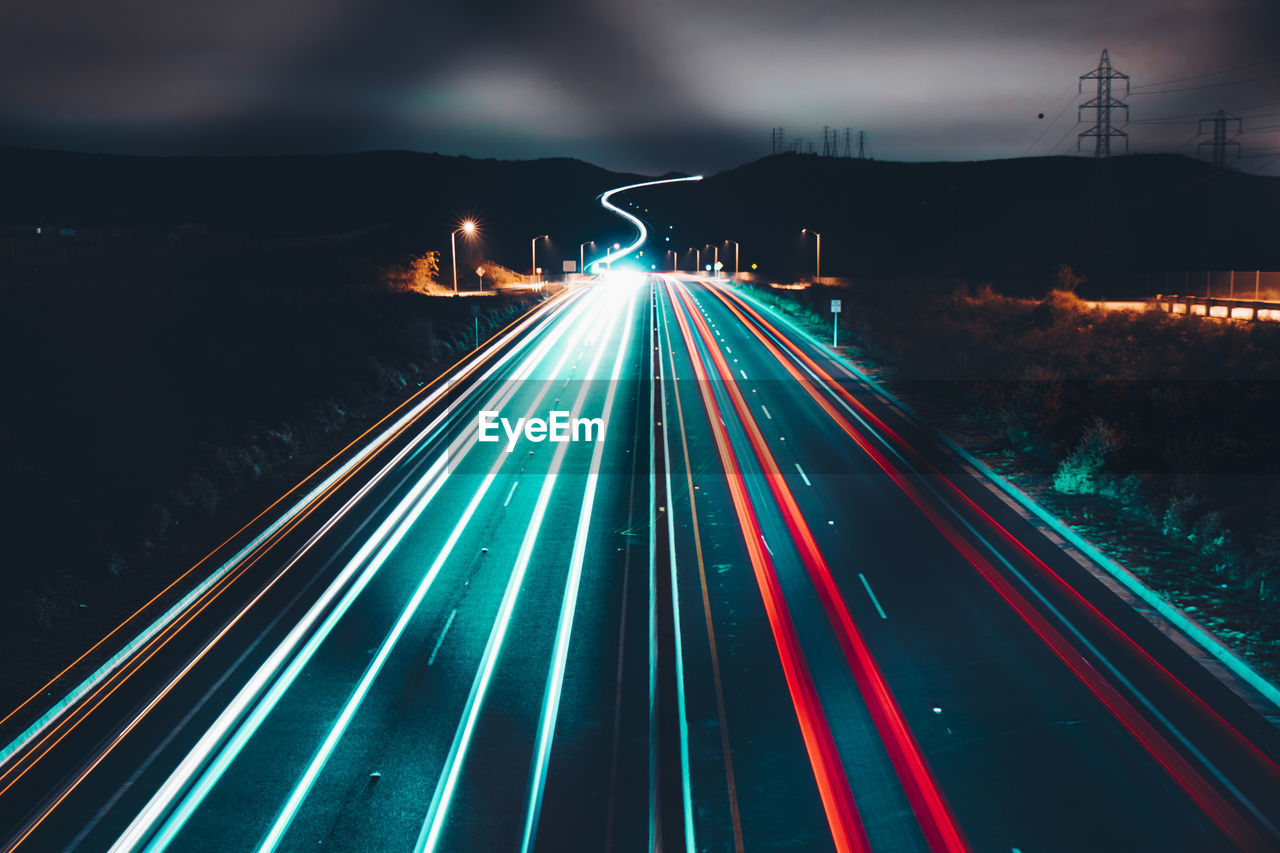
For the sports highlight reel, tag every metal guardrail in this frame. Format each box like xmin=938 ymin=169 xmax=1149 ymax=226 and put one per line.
xmin=1151 ymin=294 xmax=1280 ymax=321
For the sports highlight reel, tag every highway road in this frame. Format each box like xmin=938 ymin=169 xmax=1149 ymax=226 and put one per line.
xmin=3 ymin=183 xmax=1280 ymax=851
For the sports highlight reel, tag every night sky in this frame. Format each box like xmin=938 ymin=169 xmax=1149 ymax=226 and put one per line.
xmin=3 ymin=0 xmax=1279 ymax=174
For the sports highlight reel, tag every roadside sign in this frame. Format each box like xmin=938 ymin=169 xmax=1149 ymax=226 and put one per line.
xmin=563 ymin=260 xmax=576 ymax=272
xmin=831 ymin=299 xmax=842 ymax=313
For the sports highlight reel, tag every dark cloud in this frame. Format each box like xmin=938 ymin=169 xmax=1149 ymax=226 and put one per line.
xmin=2 ymin=0 xmax=1278 ymax=174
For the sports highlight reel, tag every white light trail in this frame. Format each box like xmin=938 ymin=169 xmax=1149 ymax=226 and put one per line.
xmin=593 ymin=176 xmax=702 ymax=270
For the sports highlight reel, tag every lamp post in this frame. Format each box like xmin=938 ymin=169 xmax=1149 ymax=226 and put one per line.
xmin=451 ymin=220 xmax=477 ymax=294
xmin=724 ymin=239 xmax=739 ymax=277
xmin=704 ymin=244 xmax=719 ymax=278
xmin=579 ymin=240 xmax=594 ymax=278
xmin=802 ymin=228 xmax=821 ymax=280
xmin=692 ymin=248 xmax=700 ymax=273
xmin=531 ymin=234 xmax=548 ymax=285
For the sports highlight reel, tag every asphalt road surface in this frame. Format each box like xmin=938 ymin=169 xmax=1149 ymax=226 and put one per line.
xmin=3 ymin=271 xmax=1280 ymax=852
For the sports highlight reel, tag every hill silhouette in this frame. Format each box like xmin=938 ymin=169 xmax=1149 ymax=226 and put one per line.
xmin=629 ymin=153 xmax=1280 ymax=294
xmin=0 ymin=147 xmax=648 ymax=274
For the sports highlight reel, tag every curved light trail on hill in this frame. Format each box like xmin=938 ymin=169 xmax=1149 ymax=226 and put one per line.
xmin=593 ymin=175 xmax=702 ymax=270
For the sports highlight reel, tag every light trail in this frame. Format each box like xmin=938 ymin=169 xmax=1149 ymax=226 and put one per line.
xmin=414 ymin=279 xmax=634 ymax=853
xmin=656 ymin=286 xmax=698 ymax=852
xmin=592 ymin=176 xmax=702 ymax=270
xmin=0 ymin=292 xmax=570 ymax=802
xmin=702 ymin=281 xmax=1273 ymax=849
xmin=710 ymin=282 xmax=1280 ymax=784
xmin=258 ymin=285 xmax=623 ymax=853
xmin=4 ymin=294 xmax=592 ymax=852
xmin=659 ymin=276 xmax=869 ymax=853
xmin=723 ymin=282 xmax=1280 ymax=716
xmin=669 ymin=278 xmax=968 ymax=853
xmin=518 ymin=277 xmax=640 ymax=853
xmin=109 ymin=287 xmax=605 ymax=852
xmin=0 ymin=294 xmax=565 ymax=778
xmin=658 ymin=283 xmax=746 ymax=853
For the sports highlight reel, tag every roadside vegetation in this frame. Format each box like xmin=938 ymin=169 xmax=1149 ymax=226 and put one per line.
xmin=745 ymin=271 xmax=1280 ymax=676
xmin=0 ymin=238 xmax=539 ymax=701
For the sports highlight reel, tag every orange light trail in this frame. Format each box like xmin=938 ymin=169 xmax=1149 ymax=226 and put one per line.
xmin=0 ymin=292 xmax=574 ymax=851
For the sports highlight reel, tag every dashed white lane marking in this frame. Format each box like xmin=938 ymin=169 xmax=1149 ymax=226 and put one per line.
xmin=739 ymin=369 xmax=748 ymax=380
xmin=428 ymin=609 xmax=459 ymax=666
xmin=761 ymin=535 xmax=774 ymax=556
xmin=503 ymin=481 xmax=519 ymax=507
xmin=795 ymin=463 xmax=811 ymax=486
xmin=761 ymin=405 xmax=772 ymax=420
xmin=725 ymin=347 xmax=732 ymax=354
xmin=858 ymin=573 xmax=888 ymax=619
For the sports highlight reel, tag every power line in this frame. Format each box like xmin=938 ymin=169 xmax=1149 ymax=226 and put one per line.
xmin=1131 ymin=72 xmax=1280 ymax=96
xmin=1019 ymin=88 xmax=1080 ymax=156
xmin=1129 ymin=60 xmax=1275 ymax=91
xmin=1251 ymin=154 xmax=1280 ymax=173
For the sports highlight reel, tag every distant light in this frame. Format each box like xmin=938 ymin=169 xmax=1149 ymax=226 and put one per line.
xmin=462 ymin=220 xmax=476 ymax=233
xmin=751 ymin=263 xmax=758 ymax=270
xmin=650 ymin=264 xmax=656 ymax=270
xmin=665 ymin=237 xmax=670 ymax=241
xmin=704 ymin=264 xmax=712 ymax=271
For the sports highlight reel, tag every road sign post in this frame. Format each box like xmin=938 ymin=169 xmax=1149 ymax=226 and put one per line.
xmin=830 ymin=299 xmax=841 ymax=347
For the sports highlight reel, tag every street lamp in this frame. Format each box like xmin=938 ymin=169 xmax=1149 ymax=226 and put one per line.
xmin=801 ymin=228 xmax=821 ymax=280
xmin=690 ymin=248 xmax=700 ymax=273
xmin=531 ymin=234 xmax=548 ymax=284
xmin=723 ymin=239 xmax=739 ymax=277
xmin=452 ymin=220 xmax=477 ymax=294
xmin=579 ymin=240 xmax=594 ymax=278
xmin=704 ymin=244 xmax=719 ymax=279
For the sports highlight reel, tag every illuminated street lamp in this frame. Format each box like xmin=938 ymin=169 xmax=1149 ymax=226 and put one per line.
xmin=704 ymin=244 xmax=719 ymax=279
xmin=579 ymin=240 xmax=594 ymax=278
xmin=477 ymin=265 xmax=485 ymax=291
xmin=452 ymin=220 xmax=477 ymax=294
xmin=801 ymin=228 xmax=822 ymax=280
xmin=723 ymin=239 xmax=740 ymax=277
xmin=531 ymin=234 xmax=549 ymax=284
